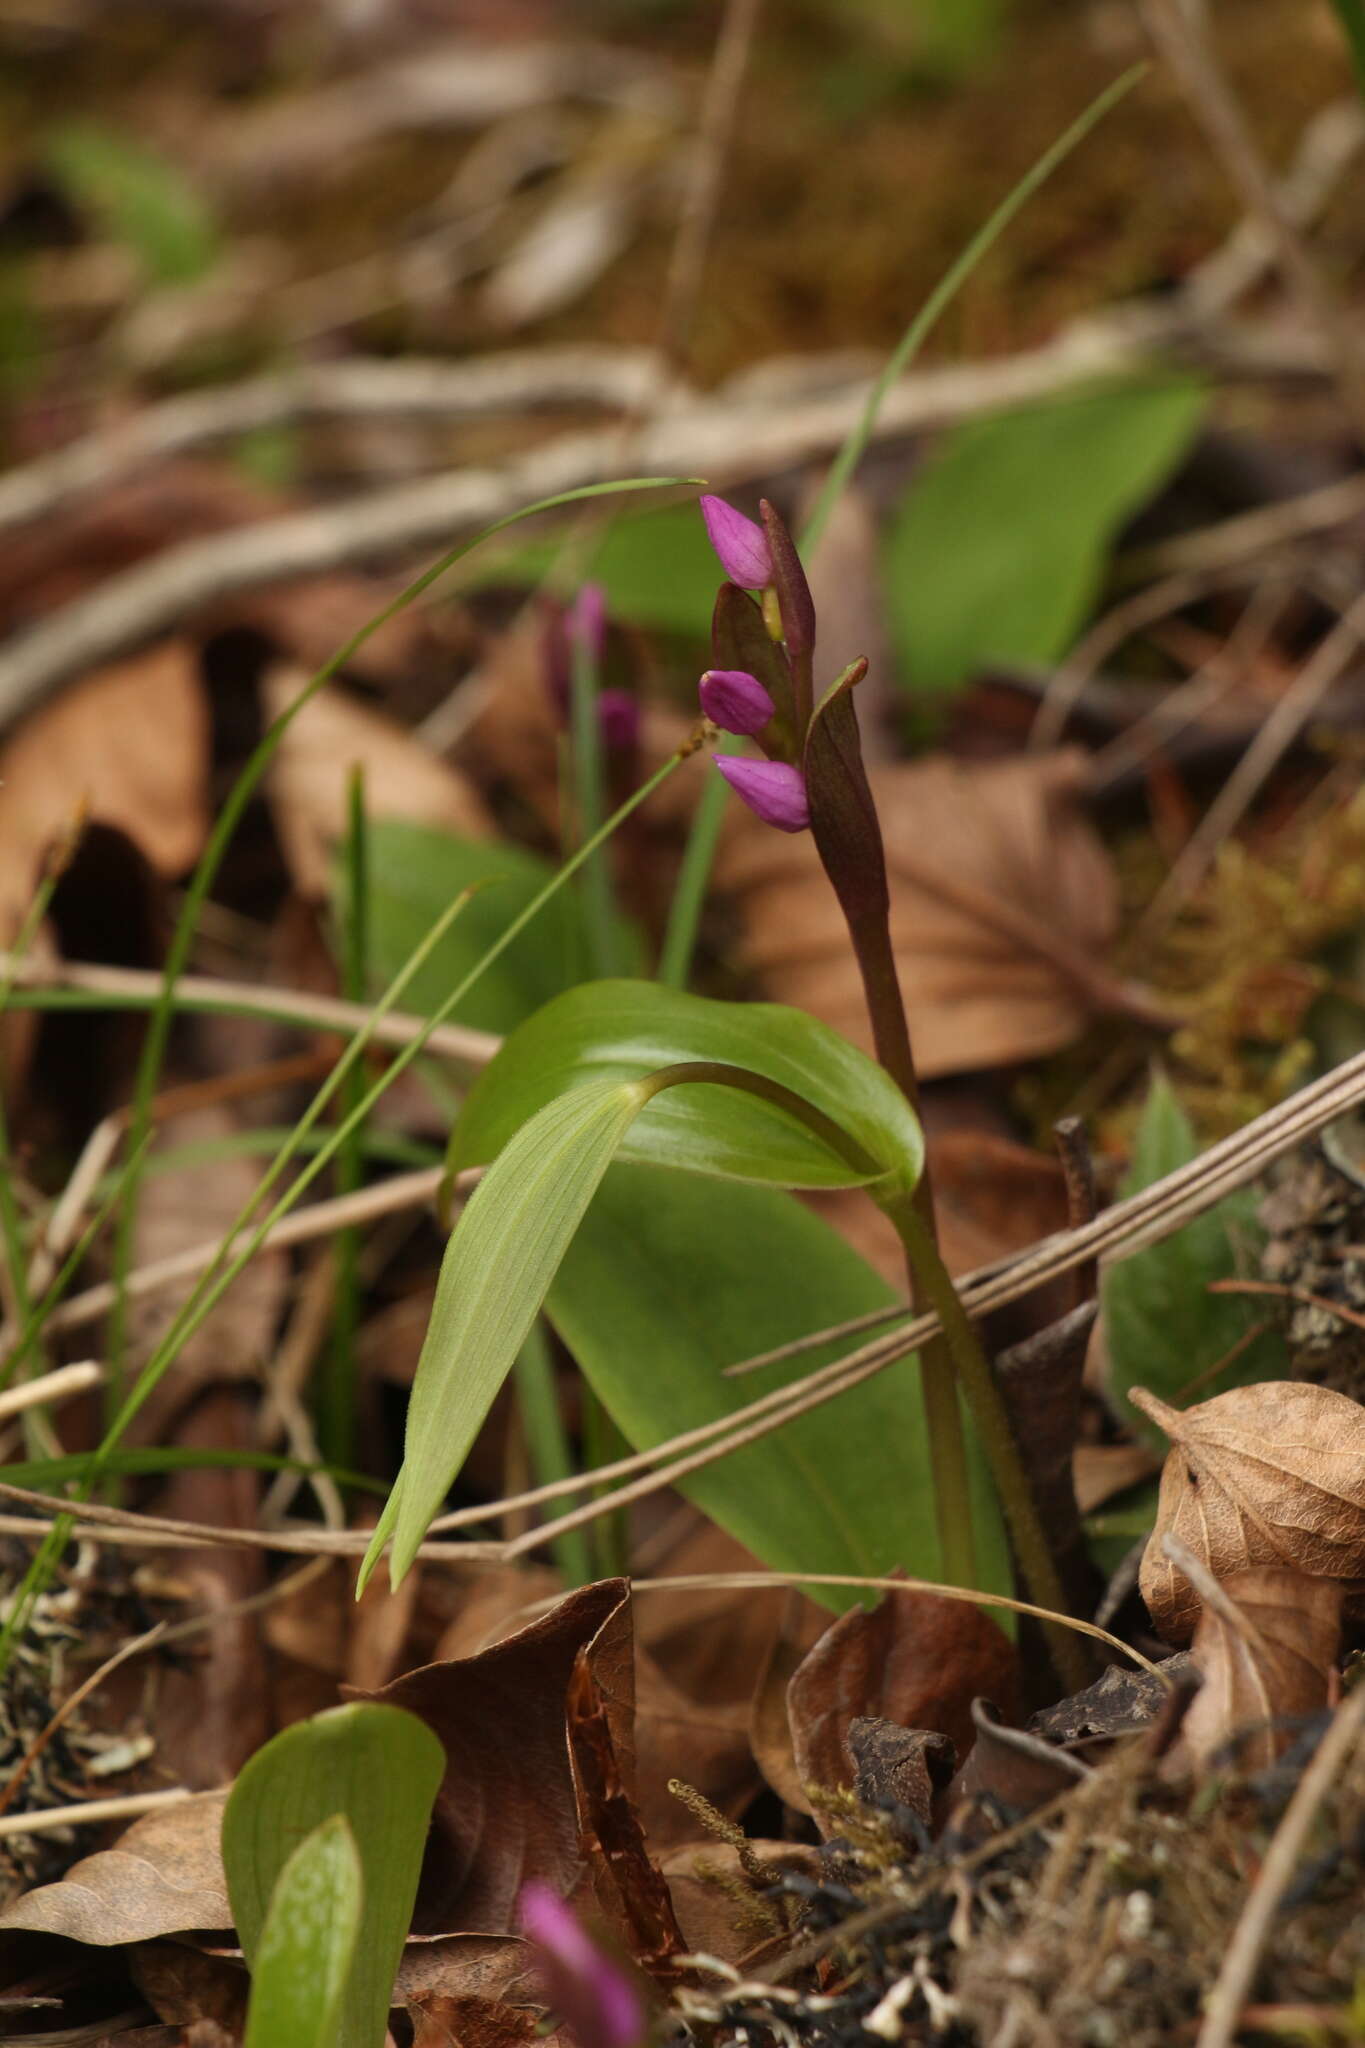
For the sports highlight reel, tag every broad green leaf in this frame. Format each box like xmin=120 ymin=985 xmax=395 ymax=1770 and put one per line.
xmin=452 ymin=980 xmax=924 ymax=1197
xmin=357 ymin=822 xmax=643 ymax=1037
xmin=243 ymin=1816 xmax=362 ymax=2048
xmin=222 ymin=1703 xmax=443 ymax=2048
xmin=46 ymin=124 xmax=218 ymax=285
xmin=476 ymin=503 xmax=720 ymax=634
xmin=1102 ymin=1071 xmax=1283 ymax=1441
xmin=883 ymin=380 xmax=1206 ymax=700
xmin=549 ymin=1163 xmax=1011 ymax=1612
xmin=374 ymin=1079 xmax=650 ymax=1587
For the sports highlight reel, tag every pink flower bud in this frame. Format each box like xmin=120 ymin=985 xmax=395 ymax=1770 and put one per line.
xmin=569 ymin=581 xmax=607 ymax=662
xmin=518 ymin=1883 xmax=644 ymax=2048
xmin=700 ymin=494 xmax=773 ymax=589
xmin=715 ymin=755 xmax=810 ymax=832
xmin=699 ymin=668 xmax=775 ymax=737
xmin=597 ymin=687 xmax=640 ymax=751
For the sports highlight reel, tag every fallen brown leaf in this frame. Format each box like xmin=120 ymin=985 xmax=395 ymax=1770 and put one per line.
xmin=715 ymin=749 xmax=1122 ymax=1077
xmin=0 ymin=1792 xmax=231 ymax=1944
xmin=349 ymin=1579 xmax=634 ymax=1935
xmin=128 ymin=1940 xmax=247 ymax=2037
xmin=0 ymin=641 xmax=208 ymax=941
xmin=410 ymin=1990 xmax=564 ymax=2048
xmin=787 ymin=1588 xmax=1019 ymax=1834
xmin=262 ymin=663 xmax=492 ymax=899
xmin=1134 ymin=1382 xmax=1365 ymax=1645
xmin=1178 ymin=1566 xmax=1341 ymax=1773
xmin=566 ymin=1652 xmax=685 ymax=1971
xmin=944 ymin=1697 xmax=1089 ymax=1824
xmin=847 ymin=1717 xmax=955 ymax=1834
xmin=658 ymin=1840 xmax=819 ymax=1968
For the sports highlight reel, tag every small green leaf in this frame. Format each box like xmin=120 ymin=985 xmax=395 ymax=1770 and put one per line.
xmin=357 ymin=822 xmax=643 ymax=1037
xmin=223 ymin=1703 xmax=443 ymax=2048
xmin=452 ymin=980 xmax=924 ymax=1197
xmin=883 ymin=379 xmax=1206 ymax=701
xmin=1102 ymin=1071 xmax=1283 ymax=1440
xmin=46 ymin=123 xmax=218 ymax=285
xmin=477 ymin=503 xmax=720 ymax=634
xmin=374 ymin=1079 xmax=650 ymax=1587
xmin=549 ymin=1164 xmax=1011 ymax=1610
xmin=243 ymin=1816 xmax=362 ymax=2048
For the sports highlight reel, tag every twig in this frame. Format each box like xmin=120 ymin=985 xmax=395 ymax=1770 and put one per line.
xmin=0 ymin=1361 xmax=101 ymax=1423
xmin=1135 ymin=588 xmax=1365 ymax=934
xmin=1117 ymin=470 xmax=1365 ymax=586
xmin=1139 ymin=0 xmax=1365 ymax=438
xmin=1197 ymin=1685 xmax=1365 ymax=2048
xmin=0 ymin=349 xmax=668 ymax=542
xmin=3 ymin=1164 xmax=460 ymax=1350
xmin=0 ymin=1784 xmax=197 ymax=1842
xmin=0 ymin=955 xmax=500 ymax=1068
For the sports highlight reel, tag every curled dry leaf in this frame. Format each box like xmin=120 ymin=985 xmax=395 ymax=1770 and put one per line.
xmin=1133 ymin=1382 xmax=1365 ymax=1644
xmin=1177 ymin=1565 xmax=1341 ymax=1773
xmin=787 ymin=1587 xmax=1018 ymax=1836
xmin=262 ymin=664 xmax=492 ymax=899
xmin=0 ymin=1792 xmax=231 ymax=1945
xmin=715 ymin=749 xmax=1120 ymax=1077
xmin=347 ymin=1579 xmax=635 ymax=1936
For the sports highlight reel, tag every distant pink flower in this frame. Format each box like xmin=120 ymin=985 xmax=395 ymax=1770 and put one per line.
xmin=597 ymin=688 xmax=640 ymax=751
xmin=569 ymin=581 xmax=607 ymax=662
xmin=518 ymin=1883 xmax=644 ymax=2048
xmin=699 ymin=668 xmax=775 ymax=737
xmin=715 ymin=755 xmax=809 ymax=832
xmin=700 ymin=494 xmax=773 ymax=588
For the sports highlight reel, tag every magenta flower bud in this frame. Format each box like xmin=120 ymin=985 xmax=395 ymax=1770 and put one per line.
xmin=699 ymin=667 xmax=775 ymax=737
xmin=569 ymin=581 xmax=607 ymax=662
xmin=700 ymin=494 xmax=773 ymax=589
xmin=597 ymin=687 xmax=640 ymax=751
xmin=518 ymin=1882 xmax=644 ymax=2048
xmin=715 ymin=754 xmax=810 ymax=832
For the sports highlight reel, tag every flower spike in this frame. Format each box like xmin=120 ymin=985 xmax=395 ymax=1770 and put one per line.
xmin=715 ymin=754 xmax=810 ymax=832
xmin=700 ymin=494 xmax=773 ymax=588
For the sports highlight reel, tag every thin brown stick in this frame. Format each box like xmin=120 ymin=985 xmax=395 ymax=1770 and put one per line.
xmin=0 ymin=953 xmax=501 ymax=1068
xmin=1197 ymin=1685 xmax=1365 ymax=2048
xmin=1139 ymin=0 xmax=1365 ymax=438
xmin=1208 ymin=1275 xmax=1365 ymax=1334
xmin=1136 ymin=588 xmax=1365 ymax=935
xmin=1117 ymin=471 xmax=1365 ymax=587
xmin=0 ymin=1785 xmax=198 ymax=1843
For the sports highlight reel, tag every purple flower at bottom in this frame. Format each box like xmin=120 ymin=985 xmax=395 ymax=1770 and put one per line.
xmin=700 ymin=494 xmax=773 ymax=589
xmin=518 ymin=1884 xmax=644 ymax=2048
xmin=715 ymin=754 xmax=809 ymax=832
xmin=699 ymin=667 xmax=775 ymax=737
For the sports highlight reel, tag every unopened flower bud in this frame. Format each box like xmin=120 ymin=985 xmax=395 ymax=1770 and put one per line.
xmin=700 ymin=494 xmax=773 ymax=589
xmin=715 ymin=755 xmax=809 ymax=832
xmin=699 ymin=667 xmax=775 ymax=737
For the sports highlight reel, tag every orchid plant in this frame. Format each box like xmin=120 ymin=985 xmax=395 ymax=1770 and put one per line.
xmin=360 ymin=492 xmax=1077 ymax=1680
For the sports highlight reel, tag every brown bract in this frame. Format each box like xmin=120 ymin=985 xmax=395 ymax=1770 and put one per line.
xmin=1133 ymin=1381 xmax=1365 ymax=1644
xmin=715 ymin=749 xmax=1119 ymax=1077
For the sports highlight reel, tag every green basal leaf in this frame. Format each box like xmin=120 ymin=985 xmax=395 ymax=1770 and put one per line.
xmin=452 ymin=980 xmax=924 ymax=1197
xmin=357 ymin=822 xmax=644 ymax=1039
xmin=222 ymin=1703 xmax=443 ymax=2048
xmin=1102 ymin=1071 xmax=1283 ymax=1441
xmin=883 ymin=379 xmax=1206 ymax=702
xmin=371 ymin=1079 xmax=651 ymax=1588
xmin=549 ymin=1163 xmax=1011 ymax=1613
xmin=243 ymin=1815 xmax=362 ymax=2048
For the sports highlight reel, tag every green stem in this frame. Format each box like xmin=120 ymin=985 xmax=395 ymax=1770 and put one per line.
xmin=512 ymin=1320 xmax=593 ymax=1589
xmin=658 ymin=733 xmax=740 ymax=987
xmin=321 ymin=766 xmax=368 ymax=1472
xmin=569 ymin=623 xmax=620 ymax=977
xmin=889 ymin=1197 xmax=1090 ymax=1694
